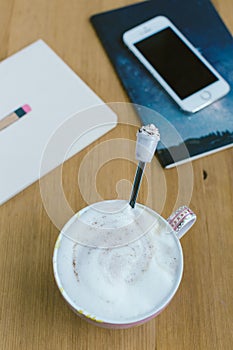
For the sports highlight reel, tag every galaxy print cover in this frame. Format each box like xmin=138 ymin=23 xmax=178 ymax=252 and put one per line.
xmin=90 ymin=0 xmax=233 ymax=168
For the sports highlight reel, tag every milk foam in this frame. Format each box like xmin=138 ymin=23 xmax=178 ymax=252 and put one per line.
xmin=55 ymin=200 xmax=182 ymax=323
xmin=62 ymin=200 xmax=158 ymax=248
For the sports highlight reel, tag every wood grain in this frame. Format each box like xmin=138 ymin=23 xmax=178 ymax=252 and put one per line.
xmin=0 ymin=1 xmax=232 ymax=349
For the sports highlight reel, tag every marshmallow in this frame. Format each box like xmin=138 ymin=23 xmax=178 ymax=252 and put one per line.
xmin=136 ymin=124 xmax=160 ymax=163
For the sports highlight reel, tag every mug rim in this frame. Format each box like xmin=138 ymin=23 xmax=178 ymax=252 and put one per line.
xmin=53 ymin=200 xmax=184 ymax=325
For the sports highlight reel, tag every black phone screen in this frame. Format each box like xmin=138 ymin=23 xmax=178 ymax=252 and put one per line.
xmin=135 ymin=27 xmax=218 ymax=99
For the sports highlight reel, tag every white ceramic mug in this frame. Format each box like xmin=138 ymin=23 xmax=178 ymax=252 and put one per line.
xmin=53 ymin=200 xmax=196 ymax=328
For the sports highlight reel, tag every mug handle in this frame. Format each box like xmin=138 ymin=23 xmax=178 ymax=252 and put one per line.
xmin=167 ymin=206 xmax=196 ymax=239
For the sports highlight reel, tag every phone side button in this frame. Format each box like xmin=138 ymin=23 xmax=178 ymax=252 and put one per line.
xmin=200 ymin=91 xmax=211 ymax=100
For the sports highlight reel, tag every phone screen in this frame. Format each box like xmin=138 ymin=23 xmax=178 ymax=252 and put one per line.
xmin=135 ymin=27 xmax=218 ymax=99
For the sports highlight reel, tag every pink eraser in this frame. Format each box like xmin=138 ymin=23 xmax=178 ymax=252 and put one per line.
xmin=22 ymin=104 xmax=32 ymax=113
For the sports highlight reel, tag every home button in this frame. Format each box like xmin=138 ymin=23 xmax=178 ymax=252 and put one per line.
xmin=201 ymin=91 xmax=211 ymax=100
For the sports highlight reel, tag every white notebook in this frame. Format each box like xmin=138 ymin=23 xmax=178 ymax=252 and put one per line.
xmin=0 ymin=40 xmax=117 ymax=205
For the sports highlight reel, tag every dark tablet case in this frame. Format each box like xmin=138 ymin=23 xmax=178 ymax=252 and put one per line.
xmin=90 ymin=0 xmax=233 ymax=168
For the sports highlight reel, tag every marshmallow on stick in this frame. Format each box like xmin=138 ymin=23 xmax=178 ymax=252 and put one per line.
xmin=129 ymin=124 xmax=160 ymax=208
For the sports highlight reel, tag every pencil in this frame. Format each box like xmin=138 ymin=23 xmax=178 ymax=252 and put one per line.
xmin=0 ymin=104 xmax=31 ymax=131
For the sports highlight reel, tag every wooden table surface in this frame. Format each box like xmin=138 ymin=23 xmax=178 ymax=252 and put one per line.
xmin=0 ymin=1 xmax=232 ymax=349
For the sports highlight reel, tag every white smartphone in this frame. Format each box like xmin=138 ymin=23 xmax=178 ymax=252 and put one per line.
xmin=123 ymin=16 xmax=230 ymax=113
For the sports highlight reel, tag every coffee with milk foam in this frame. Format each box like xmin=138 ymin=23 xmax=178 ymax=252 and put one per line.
xmin=55 ymin=200 xmax=182 ymax=323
